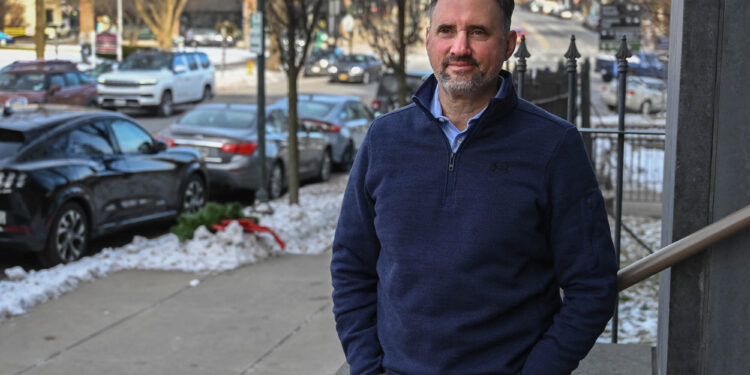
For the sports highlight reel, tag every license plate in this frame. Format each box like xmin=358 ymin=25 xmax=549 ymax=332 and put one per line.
xmin=114 ymin=99 xmax=126 ymax=106
xmin=0 ymin=210 xmax=5 ymax=225
xmin=338 ymin=74 xmax=348 ymax=81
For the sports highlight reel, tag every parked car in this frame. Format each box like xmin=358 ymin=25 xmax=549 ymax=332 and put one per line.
xmin=0 ymin=59 xmax=97 ymax=108
xmin=83 ymin=59 xmax=119 ymax=79
xmin=0 ymin=31 xmax=14 ymax=46
xmin=156 ymin=103 xmax=332 ymax=199
xmin=600 ymin=75 xmax=667 ymax=115
xmin=275 ymin=94 xmax=373 ymax=171
xmin=371 ymin=70 xmax=432 ymax=116
xmin=595 ymin=51 xmax=667 ymax=81
xmin=0 ymin=105 xmax=207 ymax=266
xmin=328 ymin=54 xmax=382 ymax=84
xmin=45 ymin=22 xmax=72 ymax=40
xmin=303 ymin=47 xmax=342 ymax=77
xmin=185 ymin=28 xmax=236 ymax=47
xmin=97 ymin=51 xmax=215 ymax=116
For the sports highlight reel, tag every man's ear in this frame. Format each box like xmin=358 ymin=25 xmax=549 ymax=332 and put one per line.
xmin=505 ymin=30 xmax=517 ymax=60
xmin=425 ymin=26 xmax=431 ymax=46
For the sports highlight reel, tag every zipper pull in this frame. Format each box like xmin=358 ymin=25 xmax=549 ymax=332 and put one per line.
xmin=449 ymin=152 xmax=456 ymax=172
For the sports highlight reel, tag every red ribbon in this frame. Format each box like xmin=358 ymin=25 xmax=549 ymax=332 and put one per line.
xmin=212 ymin=219 xmax=285 ymax=251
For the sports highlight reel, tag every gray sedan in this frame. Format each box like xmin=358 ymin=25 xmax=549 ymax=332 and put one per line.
xmin=275 ymin=95 xmax=373 ymax=171
xmin=157 ymin=103 xmax=332 ymax=199
xmin=328 ymin=54 xmax=382 ymax=84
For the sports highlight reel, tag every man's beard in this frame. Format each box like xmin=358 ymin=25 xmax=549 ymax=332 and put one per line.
xmin=436 ymin=56 xmax=498 ymax=94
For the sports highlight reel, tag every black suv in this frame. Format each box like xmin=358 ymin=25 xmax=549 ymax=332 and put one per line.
xmin=371 ymin=70 xmax=432 ymax=116
xmin=0 ymin=105 xmax=208 ymax=266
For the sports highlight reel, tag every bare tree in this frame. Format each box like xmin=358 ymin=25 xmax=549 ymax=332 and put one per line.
xmin=133 ymin=0 xmax=188 ymax=50
xmin=34 ymin=0 xmax=44 ymax=58
xmin=267 ymin=0 xmax=325 ymax=205
xmin=352 ymin=0 xmax=427 ymax=107
xmin=0 ymin=0 xmax=26 ymax=29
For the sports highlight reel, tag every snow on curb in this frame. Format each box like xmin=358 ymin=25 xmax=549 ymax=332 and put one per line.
xmin=0 ymin=176 xmax=347 ymax=321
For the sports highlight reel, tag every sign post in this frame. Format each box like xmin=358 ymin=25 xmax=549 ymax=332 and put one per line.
xmin=599 ymin=0 xmax=642 ymax=51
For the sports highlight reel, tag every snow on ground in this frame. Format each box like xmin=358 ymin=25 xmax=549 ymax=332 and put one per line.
xmin=0 ymin=176 xmax=348 ymax=321
xmin=0 ymin=173 xmax=662 ymax=345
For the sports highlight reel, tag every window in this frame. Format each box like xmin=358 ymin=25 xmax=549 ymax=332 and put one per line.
xmin=178 ymin=109 xmax=257 ymax=129
xmin=48 ymin=73 xmax=67 ymax=88
xmin=172 ymin=55 xmax=187 ymax=72
xmin=111 ymin=119 xmax=154 ymax=154
xmin=353 ymin=102 xmax=374 ymax=121
xmin=198 ymin=53 xmax=211 ymax=69
xmin=119 ymin=53 xmax=171 ymax=71
xmin=66 ymin=122 xmax=115 ymax=156
xmin=266 ymin=110 xmax=287 ymax=133
xmin=185 ymin=54 xmax=199 ymax=70
xmin=65 ymin=72 xmax=81 ymax=86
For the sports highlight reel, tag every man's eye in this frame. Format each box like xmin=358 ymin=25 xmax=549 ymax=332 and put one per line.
xmin=471 ymin=29 xmax=487 ymax=36
xmin=437 ymin=27 xmax=452 ymax=34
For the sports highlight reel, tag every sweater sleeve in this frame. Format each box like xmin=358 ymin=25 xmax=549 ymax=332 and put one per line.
xmin=331 ymin=129 xmax=384 ymax=375
xmin=521 ymin=127 xmax=619 ymax=375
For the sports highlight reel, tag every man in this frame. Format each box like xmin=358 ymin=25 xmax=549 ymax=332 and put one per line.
xmin=331 ymin=0 xmax=618 ymax=374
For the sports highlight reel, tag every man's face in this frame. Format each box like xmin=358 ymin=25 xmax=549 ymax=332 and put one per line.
xmin=426 ymin=0 xmax=516 ymax=95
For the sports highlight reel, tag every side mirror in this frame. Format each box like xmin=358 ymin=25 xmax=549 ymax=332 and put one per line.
xmin=153 ymin=139 xmax=169 ymax=153
xmin=47 ymin=84 xmax=62 ymax=96
xmin=174 ymin=65 xmax=187 ymax=74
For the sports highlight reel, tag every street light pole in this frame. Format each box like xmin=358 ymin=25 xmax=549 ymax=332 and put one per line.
xmin=255 ymin=0 xmax=269 ymax=206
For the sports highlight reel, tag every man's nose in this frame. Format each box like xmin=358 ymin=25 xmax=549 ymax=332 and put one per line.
xmin=449 ymin=32 xmax=470 ymax=56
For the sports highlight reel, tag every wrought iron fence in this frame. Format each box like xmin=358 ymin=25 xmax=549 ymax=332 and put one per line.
xmin=514 ymin=35 xmax=666 ymax=343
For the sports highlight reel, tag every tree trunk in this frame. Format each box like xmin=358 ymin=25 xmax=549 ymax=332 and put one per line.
xmin=35 ymin=0 xmax=45 ymax=59
xmin=396 ymin=0 xmax=407 ymax=107
xmin=268 ymin=36 xmax=281 ymax=71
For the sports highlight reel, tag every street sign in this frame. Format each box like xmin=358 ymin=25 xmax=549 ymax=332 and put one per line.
xmin=250 ymin=12 xmax=263 ymax=55
xmin=599 ymin=0 xmax=642 ymax=51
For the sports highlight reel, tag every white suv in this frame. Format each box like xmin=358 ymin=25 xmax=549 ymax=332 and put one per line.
xmin=97 ymin=51 xmax=215 ymax=117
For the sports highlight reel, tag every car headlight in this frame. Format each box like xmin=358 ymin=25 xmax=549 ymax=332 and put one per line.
xmin=5 ymin=96 xmax=28 ymax=107
xmin=328 ymin=66 xmax=338 ymax=74
xmin=319 ymin=59 xmax=329 ymax=68
xmin=97 ymin=77 xmax=106 ymax=84
xmin=350 ymin=66 xmax=363 ymax=74
xmin=139 ymin=78 xmax=158 ymax=85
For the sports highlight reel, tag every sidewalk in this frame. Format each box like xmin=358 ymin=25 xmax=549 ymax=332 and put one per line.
xmin=0 ymin=252 xmax=344 ymax=375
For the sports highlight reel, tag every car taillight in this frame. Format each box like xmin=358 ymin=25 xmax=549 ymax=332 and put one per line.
xmin=371 ymin=100 xmax=381 ymax=110
xmin=303 ymin=119 xmax=341 ymax=133
xmin=0 ymin=170 xmax=27 ymax=190
xmin=221 ymin=142 xmax=258 ymax=155
xmin=0 ymin=226 xmax=31 ymax=233
xmin=157 ymin=135 xmax=176 ymax=147
xmin=628 ymin=90 xmax=635 ymax=96
xmin=602 ymin=85 xmax=607 ymax=91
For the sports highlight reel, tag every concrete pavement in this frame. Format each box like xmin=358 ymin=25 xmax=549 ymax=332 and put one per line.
xmin=0 ymin=252 xmax=344 ymax=375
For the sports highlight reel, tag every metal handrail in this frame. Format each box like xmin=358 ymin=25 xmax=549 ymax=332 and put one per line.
xmin=618 ymin=203 xmax=750 ymax=291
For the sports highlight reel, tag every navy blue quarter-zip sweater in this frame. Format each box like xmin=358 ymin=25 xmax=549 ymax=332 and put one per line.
xmin=331 ymin=71 xmax=618 ymax=375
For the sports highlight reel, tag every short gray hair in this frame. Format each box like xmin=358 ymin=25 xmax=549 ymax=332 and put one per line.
xmin=428 ymin=0 xmax=515 ymax=34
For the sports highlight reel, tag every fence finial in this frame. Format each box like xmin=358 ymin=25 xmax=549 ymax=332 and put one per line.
xmin=616 ymin=35 xmax=632 ymax=74
xmin=564 ymin=35 xmax=581 ymax=62
xmin=514 ymin=35 xmax=531 ymax=60
xmin=514 ymin=35 xmax=531 ymax=98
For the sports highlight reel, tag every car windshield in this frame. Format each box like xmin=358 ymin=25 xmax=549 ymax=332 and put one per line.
xmin=297 ymin=101 xmax=335 ymax=118
xmin=178 ymin=109 xmax=257 ymax=129
xmin=0 ymin=141 xmax=22 ymax=156
xmin=339 ymin=55 xmax=367 ymax=63
xmin=0 ymin=72 xmax=46 ymax=91
xmin=119 ymin=53 xmax=171 ymax=71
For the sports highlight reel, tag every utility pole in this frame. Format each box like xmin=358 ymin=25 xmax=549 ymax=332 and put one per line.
xmin=34 ymin=0 xmax=45 ymax=59
xmin=253 ymin=0 xmax=270 ymax=209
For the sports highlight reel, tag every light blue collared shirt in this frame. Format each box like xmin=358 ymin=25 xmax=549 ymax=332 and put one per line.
xmin=429 ymin=81 xmax=503 ymax=152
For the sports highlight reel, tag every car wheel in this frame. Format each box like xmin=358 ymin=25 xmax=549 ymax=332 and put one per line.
xmin=268 ymin=162 xmax=284 ymax=199
xmin=39 ymin=202 xmax=88 ymax=267
xmin=607 ymin=104 xmax=616 ymax=112
xmin=180 ymin=175 xmax=206 ymax=214
xmin=318 ymin=150 xmax=332 ymax=182
xmin=363 ymin=72 xmax=371 ymax=84
xmin=337 ymin=144 xmax=354 ymax=172
xmin=157 ymin=91 xmax=173 ymax=117
xmin=201 ymin=86 xmax=212 ymax=102
xmin=641 ymin=100 xmax=652 ymax=115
